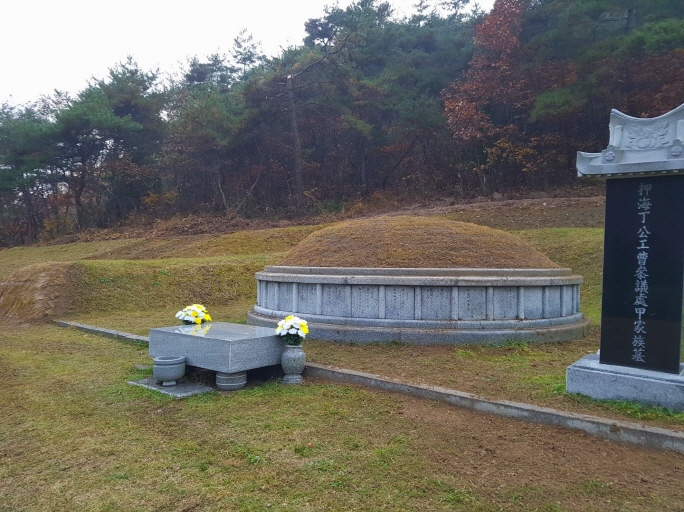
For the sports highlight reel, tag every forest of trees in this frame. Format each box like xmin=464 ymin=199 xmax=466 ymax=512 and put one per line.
xmin=1 ymin=0 xmax=683 ymax=246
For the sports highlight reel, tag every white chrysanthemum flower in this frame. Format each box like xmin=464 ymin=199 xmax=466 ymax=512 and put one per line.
xmin=274 ymin=314 xmax=309 ymax=341
xmin=176 ymin=304 xmax=211 ymax=324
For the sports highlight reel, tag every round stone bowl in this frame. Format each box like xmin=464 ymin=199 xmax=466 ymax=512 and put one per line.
xmin=247 ymin=266 xmax=590 ymax=345
xmin=153 ymin=355 xmax=186 ymax=386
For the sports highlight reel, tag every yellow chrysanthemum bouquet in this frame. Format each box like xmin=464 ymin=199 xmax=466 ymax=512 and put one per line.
xmin=175 ymin=304 xmax=212 ymax=325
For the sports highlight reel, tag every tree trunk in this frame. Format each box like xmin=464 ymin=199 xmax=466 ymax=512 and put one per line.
xmin=286 ymin=75 xmax=304 ymax=208
xmin=74 ymin=170 xmax=87 ymax=231
xmin=359 ymin=138 xmax=367 ymax=189
xmin=21 ymin=186 xmax=34 ymax=243
xmin=625 ymin=8 xmax=635 ymax=33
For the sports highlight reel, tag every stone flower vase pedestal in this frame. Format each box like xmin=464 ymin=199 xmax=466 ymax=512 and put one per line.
xmin=281 ymin=344 xmax=306 ymax=385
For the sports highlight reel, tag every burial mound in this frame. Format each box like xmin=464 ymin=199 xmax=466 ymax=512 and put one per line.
xmin=249 ymin=216 xmax=588 ymax=345
xmin=279 ymin=216 xmax=559 ymax=269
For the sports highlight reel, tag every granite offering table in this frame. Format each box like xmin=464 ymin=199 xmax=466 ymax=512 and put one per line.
xmin=149 ymin=322 xmax=285 ymax=390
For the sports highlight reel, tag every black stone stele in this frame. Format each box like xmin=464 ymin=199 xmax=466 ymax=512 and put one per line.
xmin=600 ymin=175 xmax=684 ymax=373
xmin=570 ymin=104 xmax=684 ymax=409
xmin=576 ymin=103 xmax=684 ymax=375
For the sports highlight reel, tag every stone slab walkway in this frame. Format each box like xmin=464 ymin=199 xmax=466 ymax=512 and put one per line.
xmin=129 ymin=377 xmax=214 ymax=398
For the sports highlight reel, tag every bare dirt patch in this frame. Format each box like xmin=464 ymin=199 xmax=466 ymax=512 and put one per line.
xmin=39 ymin=193 xmax=606 ymax=245
xmin=442 ymin=196 xmax=606 ymax=230
xmin=390 ymin=391 xmax=684 ymax=511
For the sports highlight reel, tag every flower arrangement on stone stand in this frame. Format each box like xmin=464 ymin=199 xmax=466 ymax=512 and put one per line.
xmin=275 ymin=315 xmax=309 ymax=385
xmin=175 ymin=304 xmax=212 ymax=325
xmin=275 ymin=315 xmax=309 ymax=345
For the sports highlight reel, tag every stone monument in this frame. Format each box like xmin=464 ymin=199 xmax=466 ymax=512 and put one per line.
xmin=567 ymin=103 xmax=684 ymax=410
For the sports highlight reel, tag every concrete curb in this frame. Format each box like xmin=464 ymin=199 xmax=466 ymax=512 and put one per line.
xmin=56 ymin=321 xmax=684 ymax=454
xmin=304 ymin=362 xmax=684 ymax=455
xmin=55 ymin=321 xmax=149 ymax=345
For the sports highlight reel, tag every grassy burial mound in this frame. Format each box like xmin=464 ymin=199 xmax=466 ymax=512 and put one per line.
xmin=279 ymin=216 xmax=560 ymax=269
xmin=0 ymin=225 xmax=321 ymax=278
xmin=0 ymin=218 xmax=601 ymax=327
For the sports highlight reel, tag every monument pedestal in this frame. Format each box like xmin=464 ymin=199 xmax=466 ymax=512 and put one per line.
xmin=567 ymin=355 xmax=684 ymax=411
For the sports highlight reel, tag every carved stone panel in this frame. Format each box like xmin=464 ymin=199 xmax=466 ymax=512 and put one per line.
xmin=523 ymin=287 xmax=544 ymax=320
xmin=421 ymin=287 xmax=452 ymax=320
xmin=385 ymin=286 xmax=415 ymax=320
xmin=545 ymin=286 xmax=562 ymax=318
xmin=351 ymin=286 xmax=380 ymax=318
xmin=493 ymin=287 xmax=518 ymax=320
xmin=459 ymin=287 xmax=486 ymax=320
xmin=277 ymin=283 xmax=293 ymax=312
xmin=297 ymin=284 xmax=318 ymax=315
xmin=321 ymin=284 xmax=347 ymax=317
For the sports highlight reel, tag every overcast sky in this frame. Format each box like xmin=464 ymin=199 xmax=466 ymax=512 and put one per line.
xmin=1 ymin=0 xmax=495 ymax=106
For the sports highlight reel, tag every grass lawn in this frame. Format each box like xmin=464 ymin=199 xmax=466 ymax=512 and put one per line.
xmin=2 ymin=201 xmax=684 ymax=510
xmin=2 ymin=324 xmax=684 ymax=511
xmin=43 ymin=226 xmax=684 ymax=430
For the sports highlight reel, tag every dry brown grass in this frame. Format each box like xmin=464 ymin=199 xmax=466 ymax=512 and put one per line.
xmin=0 ymin=226 xmax=323 ymax=324
xmin=79 ymin=225 xmax=324 ymax=260
xmin=6 ymin=197 xmax=684 ymax=510
xmin=280 ymin=216 xmax=560 ymax=268
xmin=0 ymin=255 xmax=281 ymax=324
xmin=0 ymin=262 xmax=85 ymax=323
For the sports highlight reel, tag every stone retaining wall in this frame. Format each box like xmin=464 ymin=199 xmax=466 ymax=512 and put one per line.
xmin=248 ymin=266 xmax=590 ymax=344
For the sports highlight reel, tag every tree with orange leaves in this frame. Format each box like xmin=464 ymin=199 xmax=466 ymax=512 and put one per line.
xmin=442 ymin=0 xmax=537 ymax=192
